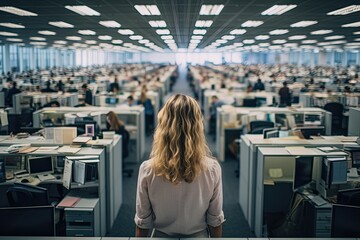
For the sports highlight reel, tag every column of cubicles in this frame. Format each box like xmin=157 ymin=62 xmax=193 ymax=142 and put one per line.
xmin=32 ymin=106 xmax=145 ymax=163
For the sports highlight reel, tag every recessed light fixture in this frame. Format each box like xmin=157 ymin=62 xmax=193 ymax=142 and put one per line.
xmin=243 ymin=39 xmax=255 ymax=44
xmin=329 ymin=40 xmax=347 ymax=45
xmin=288 ymin=35 xmax=306 ymax=40
xmin=99 ymin=35 xmax=112 ymax=40
xmin=156 ymin=29 xmax=170 ymax=35
xmin=241 ymin=20 xmax=264 ymax=27
xmin=311 ymin=29 xmax=333 ymax=35
xmin=48 ymin=21 xmax=74 ymax=28
xmin=259 ymin=43 xmax=270 ymax=47
xmin=216 ymin=39 xmax=228 ymax=44
xmin=222 ymin=35 xmax=235 ymax=40
xmin=342 ymin=21 xmax=360 ymax=27
xmin=192 ymin=35 xmax=203 ymax=40
xmin=118 ymin=29 xmax=134 ymax=35
xmin=85 ymin=40 xmax=97 ymax=44
xmin=195 ymin=20 xmax=213 ymax=27
xmin=112 ymin=40 xmax=123 ymax=44
xmin=284 ymin=43 xmax=298 ymax=47
xmin=355 ymin=38 xmax=360 ymax=41
xmin=353 ymin=31 xmax=360 ymax=35
xmin=0 ymin=6 xmax=37 ymax=16
xmin=66 ymin=36 xmax=82 ymax=41
xmin=30 ymin=37 xmax=46 ymax=41
xmin=145 ymin=43 xmax=155 ymax=47
xmin=54 ymin=40 xmax=67 ymax=44
xmin=261 ymin=5 xmax=297 ymax=15
xmin=161 ymin=35 xmax=173 ymax=40
xmin=273 ymin=39 xmax=287 ymax=44
xmin=190 ymin=39 xmax=201 ymax=44
xmin=78 ymin=30 xmax=96 ymax=35
xmin=327 ymin=5 xmax=360 ymax=15
xmin=30 ymin=41 xmax=46 ymax=45
xmin=65 ymin=5 xmax=100 ymax=16
xmin=164 ymin=39 xmax=175 ymax=44
xmin=199 ymin=4 xmax=224 ymax=15
xmin=269 ymin=29 xmax=289 ymax=35
xmin=230 ymin=29 xmax=247 ymax=35
xmin=255 ymin=35 xmax=270 ymax=40
xmin=139 ymin=39 xmax=150 ymax=44
xmin=6 ymin=38 xmax=22 ymax=42
xmin=290 ymin=21 xmax=318 ymax=27
xmin=302 ymin=40 xmax=317 ymax=44
xmin=193 ymin=29 xmax=207 ymax=35
xmin=99 ymin=21 xmax=121 ymax=28
xmin=324 ymin=35 xmax=345 ymax=40
xmin=0 ymin=31 xmax=18 ymax=36
xmin=134 ymin=5 xmax=161 ymax=15
xmin=129 ymin=35 xmax=143 ymax=40
xmin=38 ymin=30 xmax=56 ymax=35
xmin=0 ymin=23 xmax=24 ymax=28
xmin=149 ymin=20 xmax=166 ymax=27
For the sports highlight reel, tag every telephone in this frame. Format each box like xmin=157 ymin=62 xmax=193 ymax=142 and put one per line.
xmin=5 ymin=144 xmax=31 ymax=153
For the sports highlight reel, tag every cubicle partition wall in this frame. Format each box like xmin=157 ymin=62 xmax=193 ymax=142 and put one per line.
xmin=300 ymin=92 xmax=360 ymax=109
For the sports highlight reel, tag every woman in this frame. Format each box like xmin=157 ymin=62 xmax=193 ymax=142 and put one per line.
xmin=106 ymin=111 xmax=129 ymax=159
xmin=135 ymin=94 xmax=224 ymax=237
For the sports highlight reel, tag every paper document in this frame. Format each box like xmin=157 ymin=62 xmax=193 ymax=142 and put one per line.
xmin=63 ymin=159 xmax=73 ymax=189
xmin=73 ymin=161 xmax=86 ymax=185
xmin=73 ymin=136 xmax=91 ymax=144
xmin=66 ymin=155 xmax=99 ymax=160
xmin=58 ymin=146 xmax=81 ymax=154
xmin=36 ymin=146 xmax=59 ymax=152
xmin=285 ymin=146 xmax=319 ymax=156
xmin=57 ymin=196 xmax=80 ymax=208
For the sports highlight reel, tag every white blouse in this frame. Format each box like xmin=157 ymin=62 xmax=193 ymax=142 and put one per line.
xmin=134 ymin=157 xmax=225 ymax=236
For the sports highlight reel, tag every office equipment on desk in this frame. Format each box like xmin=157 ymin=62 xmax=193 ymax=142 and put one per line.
xmin=0 ymin=205 xmax=55 ymax=236
xmin=351 ymin=149 xmax=360 ymax=168
xmin=57 ymin=196 xmax=81 ymax=208
xmin=331 ymin=204 xmax=360 ymax=237
xmin=293 ymin=126 xmax=325 ymax=139
xmin=337 ymin=188 xmax=360 ymax=206
xmin=293 ymin=156 xmax=314 ymax=191
xmin=27 ymin=156 xmax=55 ymax=181
xmin=58 ymin=146 xmax=81 ymax=154
xmin=105 ymin=96 xmax=119 ymax=105
xmin=5 ymin=143 xmax=31 ymax=153
xmin=263 ymin=128 xmax=279 ymax=139
xmin=304 ymin=113 xmax=322 ymax=125
xmin=348 ymin=168 xmax=359 ymax=178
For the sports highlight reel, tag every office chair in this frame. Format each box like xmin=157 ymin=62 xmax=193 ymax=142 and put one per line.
xmin=323 ymin=102 xmax=344 ymax=135
xmin=249 ymin=120 xmax=275 ymax=134
xmin=6 ymin=183 xmax=49 ymax=207
xmin=243 ymin=98 xmax=257 ymax=107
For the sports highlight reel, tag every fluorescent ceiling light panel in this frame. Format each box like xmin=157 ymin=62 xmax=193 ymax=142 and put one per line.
xmin=284 ymin=43 xmax=298 ymax=47
xmin=311 ymin=29 xmax=333 ymax=35
xmin=65 ymin=5 xmax=100 ymax=16
xmin=222 ymin=35 xmax=235 ymax=40
xmin=330 ymin=40 xmax=347 ymax=44
xmin=190 ymin=39 xmax=201 ymax=44
xmin=118 ymin=29 xmax=134 ymax=35
xmin=327 ymin=5 xmax=360 ymax=15
xmin=30 ymin=37 xmax=46 ymax=41
xmin=0 ymin=7 xmax=37 ymax=16
xmin=30 ymin=41 xmax=46 ymax=45
xmin=261 ymin=5 xmax=297 ymax=15
xmin=302 ymin=40 xmax=317 ymax=44
xmin=193 ymin=29 xmax=207 ymax=35
xmin=273 ymin=39 xmax=287 ymax=44
xmin=66 ymin=36 xmax=82 ymax=41
xmin=269 ymin=29 xmax=289 ymax=35
xmin=290 ymin=21 xmax=318 ymax=27
xmin=54 ymin=40 xmax=67 ymax=44
xmin=269 ymin=45 xmax=282 ymax=49
xmin=145 ymin=43 xmax=155 ymax=46
xmin=259 ymin=43 xmax=270 ymax=47
xmin=156 ymin=29 xmax=170 ymax=35
xmin=230 ymin=29 xmax=247 ymax=35
xmin=6 ymin=38 xmax=22 ymax=42
xmin=234 ymin=43 xmax=244 ymax=47
xmin=164 ymin=39 xmax=175 ymax=44
xmin=48 ymin=21 xmax=74 ymax=28
xmin=192 ymin=35 xmax=203 ymax=40
xmin=112 ymin=40 xmax=123 ymax=44
xmin=342 ymin=21 xmax=360 ymax=27
xmin=355 ymin=38 xmax=360 ymax=41
xmin=288 ymin=35 xmax=306 ymax=40
xmin=139 ymin=39 xmax=150 ymax=44
xmin=216 ymin=39 xmax=227 ymax=44
xmin=149 ymin=20 xmax=166 ymax=27
xmin=0 ymin=31 xmax=18 ymax=36
xmin=241 ymin=20 xmax=264 ymax=27
xmin=255 ymin=35 xmax=269 ymax=40
xmin=134 ymin=5 xmax=161 ymax=15
xmin=199 ymin=5 xmax=224 ymax=15
xmin=38 ymin=30 xmax=56 ymax=35
xmin=243 ymin=39 xmax=255 ymax=44
xmin=324 ymin=35 xmax=345 ymax=40
xmin=85 ymin=40 xmax=97 ymax=44
xmin=0 ymin=23 xmax=24 ymax=28
xmin=129 ymin=35 xmax=143 ymax=40
xmin=99 ymin=35 xmax=112 ymax=40
xmin=99 ymin=21 xmax=121 ymax=28
xmin=195 ymin=20 xmax=213 ymax=27
xmin=78 ymin=30 xmax=96 ymax=35
xmin=353 ymin=31 xmax=360 ymax=35
xmin=161 ymin=35 xmax=173 ymax=40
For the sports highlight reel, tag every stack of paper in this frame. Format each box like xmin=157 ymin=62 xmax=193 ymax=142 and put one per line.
xmin=57 ymin=196 xmax=81 ymax=208
xmin=58 ymin=146 xmax=81 ymax=154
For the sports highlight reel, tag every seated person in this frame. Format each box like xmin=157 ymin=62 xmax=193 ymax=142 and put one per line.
xmin=42 ymin=101 xmax=60 ymax=108
xmin=41 ymin=81 xmax=57 ymax=93
xmin=106 ymin=111 xmax=129 ymax=159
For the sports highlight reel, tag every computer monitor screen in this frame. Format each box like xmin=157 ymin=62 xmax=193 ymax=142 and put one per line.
xmin=263 ymin=128 xmax=279 ymax=139
xmin=304 ymin=113 xmax=321 ymax=125
xmin=351 ymin=150 xmax=360 ymax=168
xmin=105 ymin=97 xmax=119 ymax=105
xmin=337 ymin=188 xmax=360 ymax=206
xmin=27 ymin=156 xmax=54 ymax=175
xmin=295 ymin=126 xmax=325 ymax=139
xmin=331 ymin=204 xmax=360 ymax=237
xmin=0 ymin=205 xmax=54 ymax=236
xmin=293 ymin=156 xmax=313 ymax=191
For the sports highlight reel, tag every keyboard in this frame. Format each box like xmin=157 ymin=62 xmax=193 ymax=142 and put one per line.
xmin=310 ymin=195 xmax=328 ymax=206
xmin=37 ymin=174 xmax=55 ymax=181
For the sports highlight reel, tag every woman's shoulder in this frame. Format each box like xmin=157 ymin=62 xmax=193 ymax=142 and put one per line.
xmin=139 ymin=159 xmax=154 ymax=177
xmin=204 ymin=156 xmax=221 ymax=175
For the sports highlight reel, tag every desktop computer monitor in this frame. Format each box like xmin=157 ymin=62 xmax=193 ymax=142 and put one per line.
xmin=0 ymin=205 xmax=54 ymax=236
xmin=293 ymin=156 xmax=313 ymax=191
xmin=294 ymin=126 xmax=325 ymax=139
xmin=105 ymin=97 xmax=119 ymax=105
xmin=304 ymin=113 xmax=321 ymax=125
xmin=331 ymin=204 xmax=360 ymax=237
xmin=337 ymin=188 xmax=360 ymax=206
xmin=351 ymin=150 xmax=360 ymax=168
xmin=27 ymin=156 xmax=54 ymax=176
xmin=263 ymin=128 xmax=279 ymax=139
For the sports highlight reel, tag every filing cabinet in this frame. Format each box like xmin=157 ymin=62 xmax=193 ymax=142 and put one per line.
xmin=65 ymin=198 xmax=100 ymax=237
xmin=303 ymin=198 xmax=332 ymax=237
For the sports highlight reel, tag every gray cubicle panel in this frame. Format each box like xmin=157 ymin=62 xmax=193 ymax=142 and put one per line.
xmin=348 ymin=107 xmax=360 ymax=136
xmin=239 ymin=134 xmax=354 ymax=233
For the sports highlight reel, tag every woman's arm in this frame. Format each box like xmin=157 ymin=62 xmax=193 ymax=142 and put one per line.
xmin=135 ymin=226 xmax=150 ymax=237
xmin=208 ymin=224 xmax=222 ymax=238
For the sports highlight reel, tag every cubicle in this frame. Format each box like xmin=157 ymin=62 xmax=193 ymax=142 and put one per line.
xmin=348 ymin=107 xmax=360 ymax=136
xmin=32 ymin=106 xmax=145 ymax=162
xmin=300 ymin=92 xmax=360 ymax=108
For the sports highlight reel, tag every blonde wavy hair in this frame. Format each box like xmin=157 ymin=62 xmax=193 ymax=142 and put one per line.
xmin=150 ymin=94 xmax=211 ymax=184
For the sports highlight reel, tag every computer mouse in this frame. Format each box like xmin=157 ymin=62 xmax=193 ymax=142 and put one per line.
xmin=21 ymin=178 xmax=30 ymax=183
xmin=56 ymin=176 xmax=61 ymax=180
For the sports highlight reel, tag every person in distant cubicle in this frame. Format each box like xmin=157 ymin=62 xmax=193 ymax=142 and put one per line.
xmin=41 ymin=80 xmax=57 ymax=93
xmin=278 ymin=81 xmax=292 ymax=107
xmin=137 ymin=90 xmax=155 ymax=135
xmin=82 ymin=83 xmax=93 ymax=105
xmin=253 ymin=78 xmax=265 ymax=91
xmin=109 ymin=77 xmax=120 ymax=95
xmin=6 ymin=81 xmax=21 ymax=107
xmin=135 ymin=94 xmax=225 ymax=237
xmin=67 ymin=81 xmax=78 ymax=93
xmin=126 ymin=95 xmax=136 ymax=106
xmin=106 ymin=111 xmax=129 ymax=159
xmin=209 ymin=95 xmax=224 ymax=140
